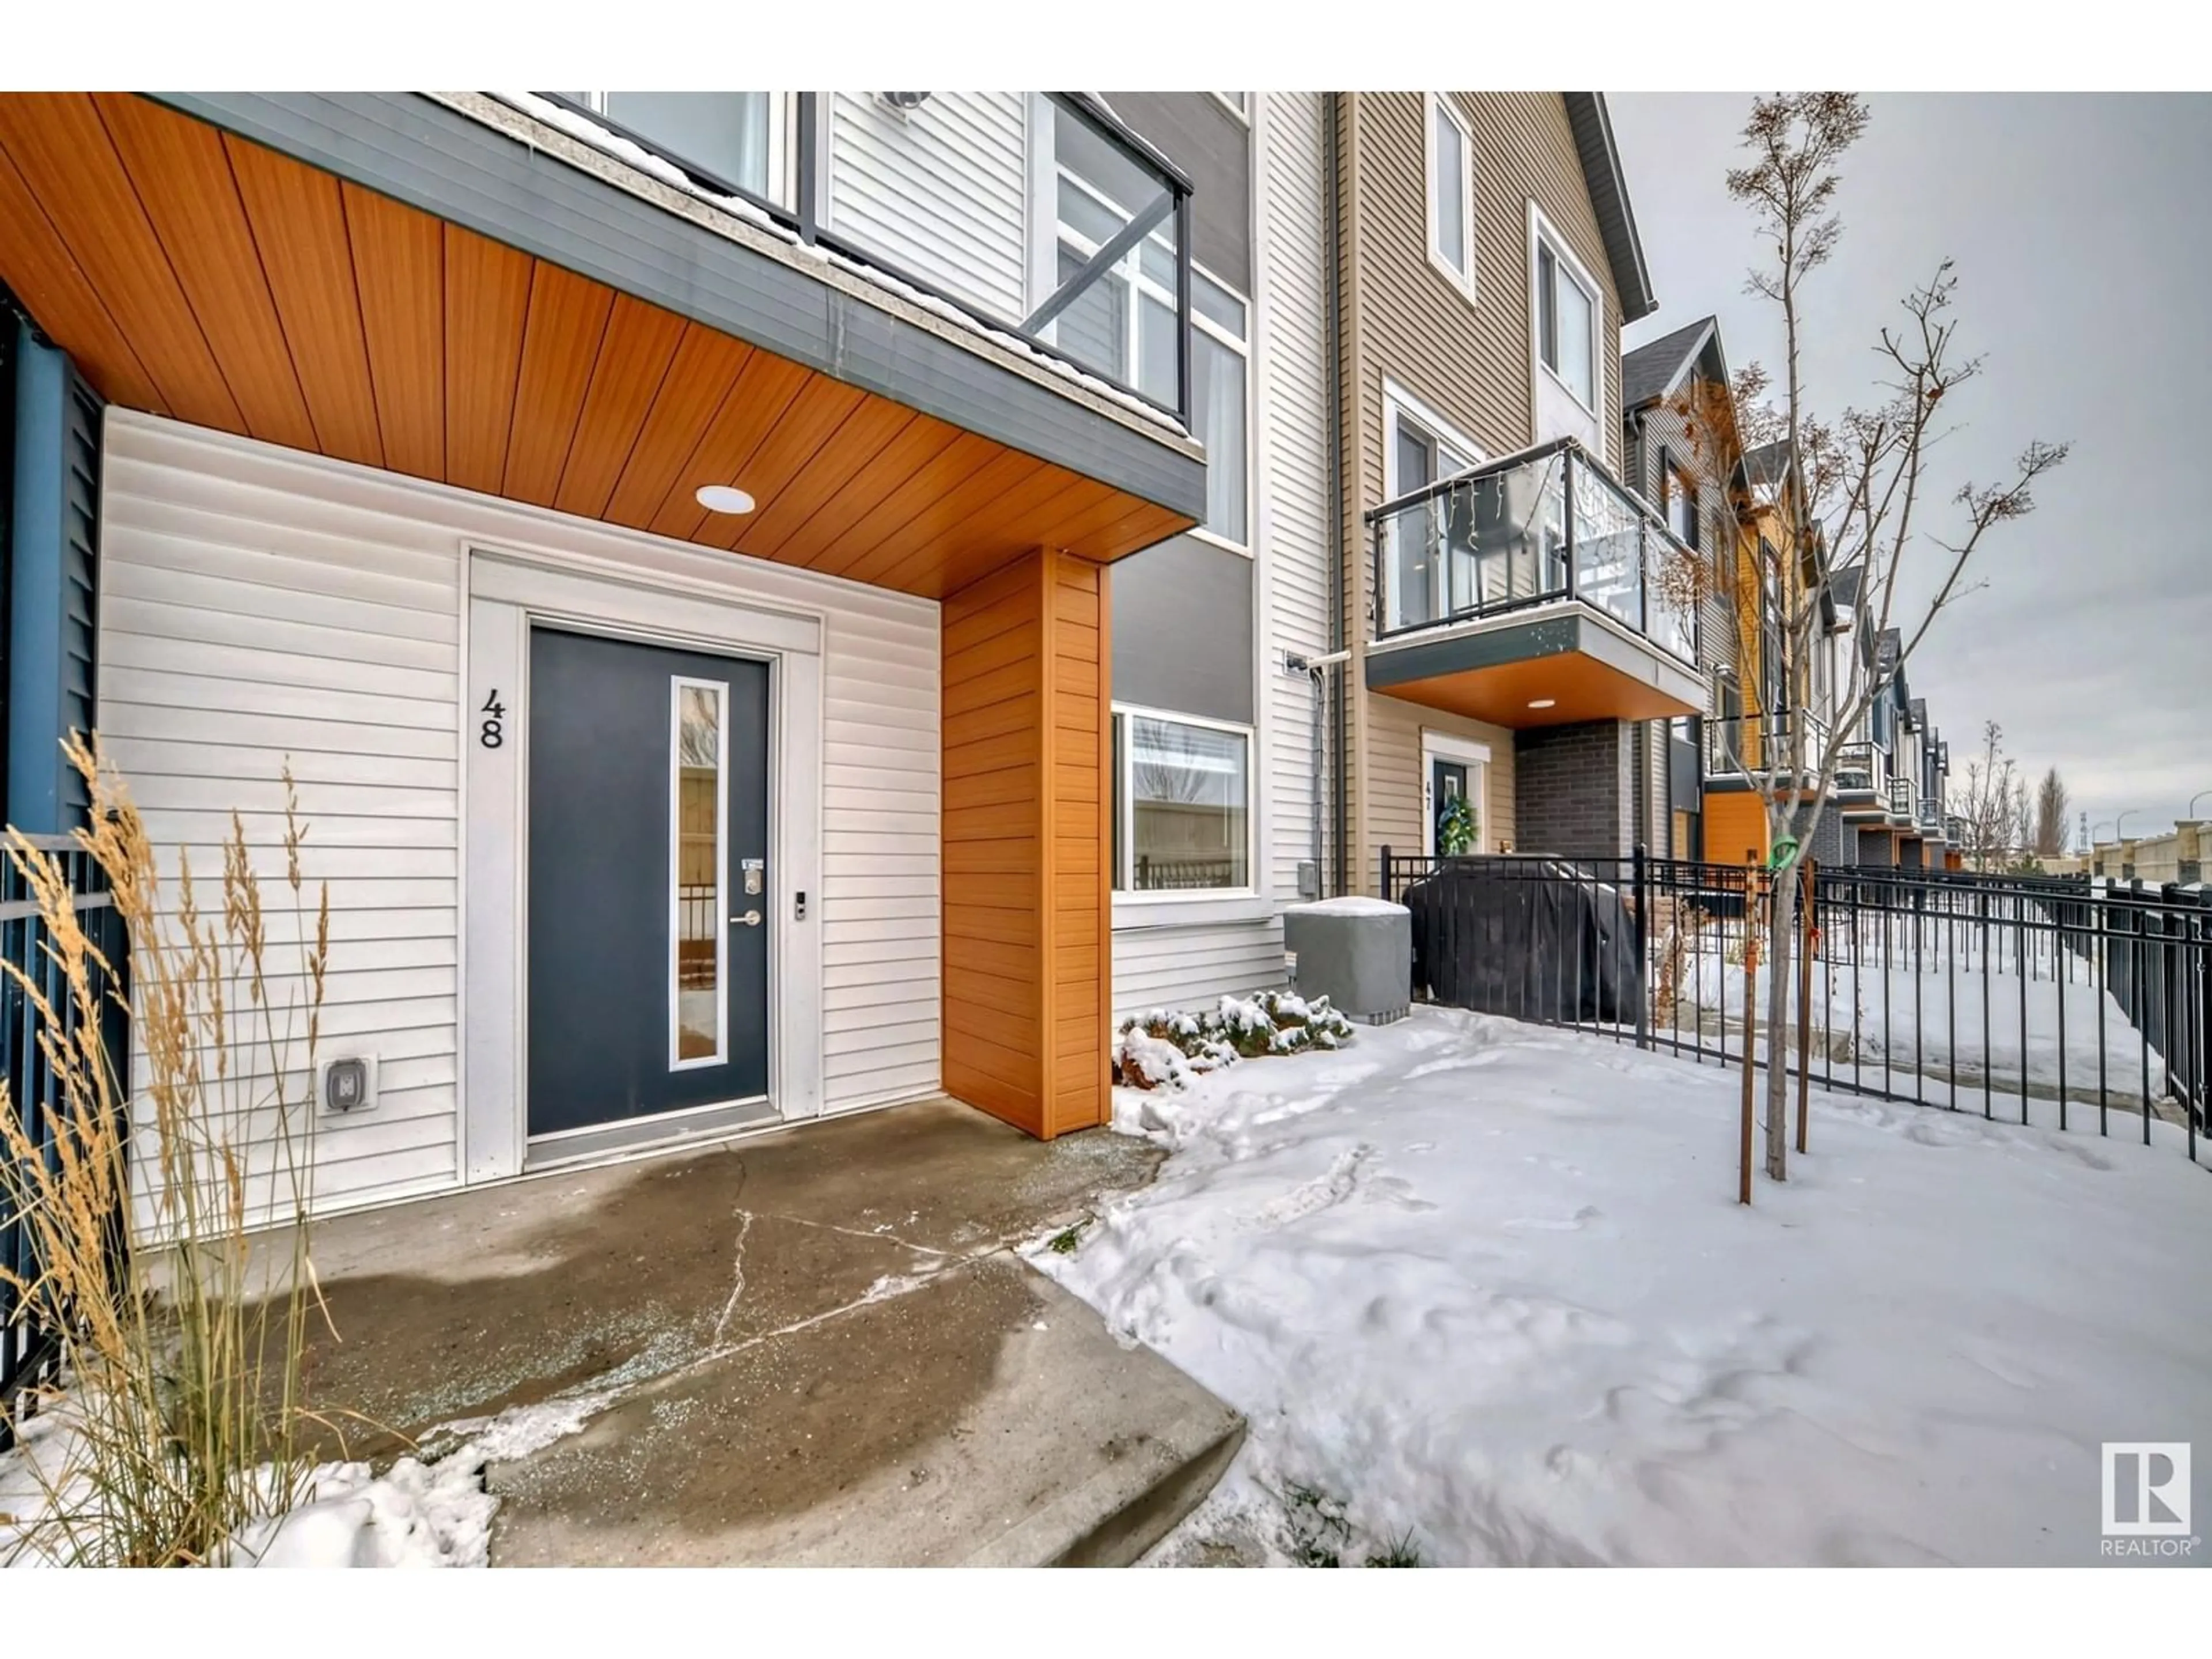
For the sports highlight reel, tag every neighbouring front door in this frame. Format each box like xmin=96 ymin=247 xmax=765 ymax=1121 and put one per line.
xmin=1432 ymin=759 xmax=1471 ymax=855
xmin=527 ymin=627 xmax=771 ymax=1139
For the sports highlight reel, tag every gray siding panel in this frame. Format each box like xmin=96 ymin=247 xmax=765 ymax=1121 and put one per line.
xmin=1111 ymin=535 xmax=1254 ymax=725
xmin=151 ymin=91 xmax=1206 ymax=521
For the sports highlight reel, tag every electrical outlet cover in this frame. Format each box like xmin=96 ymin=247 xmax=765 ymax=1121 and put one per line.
xmin=317 ymin=1054 xmax=378 ymax=1116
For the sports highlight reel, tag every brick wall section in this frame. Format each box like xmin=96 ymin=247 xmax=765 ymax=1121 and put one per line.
xmin=1856 ymin=825 xmax=1896 ymax=867
xmin=1514 ymin=719 xmax=1633 ymax=857
xmin=1807 ymin=801 xmax=1847 ymax=866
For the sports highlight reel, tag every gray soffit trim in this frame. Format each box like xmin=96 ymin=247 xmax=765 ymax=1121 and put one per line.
xmin=1562 ymin=93 xmax=1657 ymax=321
xmin=148 ymin=91 xmax=1207 ymax=522
xmin=1364 ymin=616 xmax=1584 ymax=688
xmin=1366 ymin=613 xmax=1703 ymax=708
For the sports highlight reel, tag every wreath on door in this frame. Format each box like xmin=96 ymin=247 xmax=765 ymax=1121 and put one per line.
xmin=1437 ymin=794 xmax=1478 ymax=857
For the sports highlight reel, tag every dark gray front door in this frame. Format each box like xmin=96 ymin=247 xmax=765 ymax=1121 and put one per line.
xmin=1433 ymin=759 xmax=1469 ymax=854
xmin=527 ymin=627 xmax=770 ymax=1138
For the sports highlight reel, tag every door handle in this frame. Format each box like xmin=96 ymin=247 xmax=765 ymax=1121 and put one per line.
xmin=731 ymin=910 xmax=763 ymax=928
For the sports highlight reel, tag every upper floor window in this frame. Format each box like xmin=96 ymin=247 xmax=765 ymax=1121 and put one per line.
xmin=1425 ymin=94 xmax=1476 ymax=297
xmin=1664 ymin=459 xmax=1700 ymax=549
xmin=552 ymin=93 xmax=783 ymax=204
xmin=1052 ymin=158 xmax=1248 ymax=546
xmin=1535 ymin=233 xmax=1597 ymax=410
xmin=1381 ymin=385 xmax=1482 ymax=634
xmin=1212 ymin=93 xmax=1249 ymax=122
xmin=1192 ymin=272 xmax=1250 ymax=548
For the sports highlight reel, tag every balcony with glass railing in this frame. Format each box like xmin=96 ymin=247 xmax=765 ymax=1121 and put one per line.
xmin=1832 ymin=740 xmax=1887 ymax=803
xmin=529 ymin=92 xmax=1199 ymax=428
xmin=1361 ymin=439 xmax=1706 ymax=728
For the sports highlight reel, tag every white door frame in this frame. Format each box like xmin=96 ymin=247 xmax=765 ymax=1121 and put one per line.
xmin=461 ymin=545 xmax=826 ymax=1184
xmin=1420 ymin=729 xmax=1493 ymax=857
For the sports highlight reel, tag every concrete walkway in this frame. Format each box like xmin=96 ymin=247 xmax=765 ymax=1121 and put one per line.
xmin=295 ymin=1099 xmax=1242 ymax=1566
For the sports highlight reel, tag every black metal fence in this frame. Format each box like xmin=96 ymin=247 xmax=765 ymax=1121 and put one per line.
xmin=1381 ymin=849 xmax=2207 ymax=1172
xmin=1 ymin=837 xmax=131 ymax=1449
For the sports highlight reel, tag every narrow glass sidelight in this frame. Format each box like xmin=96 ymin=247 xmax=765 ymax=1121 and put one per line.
xmin=672 ymin=677 xmax=728 ymax=1067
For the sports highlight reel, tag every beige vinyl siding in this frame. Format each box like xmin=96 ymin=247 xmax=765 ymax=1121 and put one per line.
xmin=824 ymin=92 xmax=1030 ymax=323
xmin=1260 ymin=90 xmax=1332 ymax=903
xmin=1365 ymin=698 xmax=1518 ymax=872
xmin=100 ymin=412 xmax=941 ymax=1216
xmin=1342 ymin=92 xmax=1626 ymax=892
xmin=1112 ymin=922 xmax=1286 ymax=1021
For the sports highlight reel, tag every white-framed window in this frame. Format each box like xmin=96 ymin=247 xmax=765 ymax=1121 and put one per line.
xmin=1425 ymin=93 xmax=1477 ymax=297
xmin=552 ymin=92 xmax=788 ymax=206
xmin=1531 ymin=213 xmax=1600 ymax=414
xmin=1111 ymin=705 xmax=1255 ymax=894
xmin=1381 ymin=382 xmax=1483 ymax=632
xmin=1211 ymin=92 xmax=1251 ymax=123
xmin=1048 ymin=161 xmax=1251 ymax=550
xmin=1421 ymin=731 xmax=1493 ymax=858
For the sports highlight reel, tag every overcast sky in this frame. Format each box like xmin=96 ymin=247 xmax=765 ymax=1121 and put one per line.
xmin=1609 ymin=93 xmax=2211 ymax=846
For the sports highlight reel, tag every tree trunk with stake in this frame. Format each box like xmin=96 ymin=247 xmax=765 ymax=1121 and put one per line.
xmin=1680 ymin=93 xmax=2067 ymax=1192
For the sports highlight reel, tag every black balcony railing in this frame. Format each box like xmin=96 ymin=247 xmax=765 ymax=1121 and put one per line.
xmin=1365 ymin=438 xmax=1700 ymax=665
xmin=1703 ymin=710 xmax=1831 ymax=780
xmin=529 ymin=92 xmax=1197 ymax=427
xmin=1833 ymin=741 xmax=1884 ymax=796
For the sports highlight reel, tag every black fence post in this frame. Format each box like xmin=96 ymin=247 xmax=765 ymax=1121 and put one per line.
xmin=1632 ymin=844 xmax=1650 ymax=1051
xmin=1380 ymin=844 xmax=1393 ymax=904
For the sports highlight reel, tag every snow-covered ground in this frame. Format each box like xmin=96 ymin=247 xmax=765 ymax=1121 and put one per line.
xmin=1 ymin=1392 xmax=605 ymax=1567
xmin=1035 ymin=1006 xmax=2212 ymax=1567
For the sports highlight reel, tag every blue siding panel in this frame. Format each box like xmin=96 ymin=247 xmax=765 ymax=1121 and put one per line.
xmin=8 ymin=320 xmax=101 ymax=834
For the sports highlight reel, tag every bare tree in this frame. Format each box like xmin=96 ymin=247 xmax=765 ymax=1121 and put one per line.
xmin=1679 ymin=94 xmax=2067 ymax=1190
xmin=2033 ymin=767 xmax=2071 ymax=859
xmin=1955 ymin=721 xmax=2024 ymax=871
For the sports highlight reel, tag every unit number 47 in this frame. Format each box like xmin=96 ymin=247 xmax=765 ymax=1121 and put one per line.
xmin=480 ymin=691 xmax=506 ymax=749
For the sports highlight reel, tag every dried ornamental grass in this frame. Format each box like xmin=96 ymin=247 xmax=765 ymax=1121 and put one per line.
xmin=0 ymin=734 xmax=336 ymax=1566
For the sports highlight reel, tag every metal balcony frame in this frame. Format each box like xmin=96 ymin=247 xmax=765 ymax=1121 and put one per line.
xmin=1363 ymin=436 xmax=1700 ymax=668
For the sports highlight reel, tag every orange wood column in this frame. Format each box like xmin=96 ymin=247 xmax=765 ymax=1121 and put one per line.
xmin=941 ymin=548 xmax=1111 ymax=1139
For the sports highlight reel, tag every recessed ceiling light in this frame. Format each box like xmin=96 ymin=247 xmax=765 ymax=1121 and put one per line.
xmin=1528 ymin=698 xmax=1557 ymax=710
xmin=695 ymin=484 xmax=756 ymax=515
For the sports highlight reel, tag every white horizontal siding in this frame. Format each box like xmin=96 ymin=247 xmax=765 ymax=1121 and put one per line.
xmin=1257 ymin=92 xmax=1332 ymax=906
xmin=825 ymin=92 xmax=1029 ymax=323
xmin=1112 ymin=920 xmax=1287 ymax=1022
xmin=100 ymin=412 xmax=940 ymax=1217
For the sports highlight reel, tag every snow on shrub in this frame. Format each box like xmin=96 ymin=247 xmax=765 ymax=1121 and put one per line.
xmin=1113 ymin=990 xmax=1354 ymax=1090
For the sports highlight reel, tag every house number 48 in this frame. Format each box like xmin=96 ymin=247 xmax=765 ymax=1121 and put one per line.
xmin=480 ymin=690 xmax=506 ymax=749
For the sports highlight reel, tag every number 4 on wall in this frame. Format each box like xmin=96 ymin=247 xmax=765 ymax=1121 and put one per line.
xmin=480 ymin=690 xmax=506 ymax=749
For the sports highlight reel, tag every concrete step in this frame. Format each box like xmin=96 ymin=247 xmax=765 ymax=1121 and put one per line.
xmin=484 ymin=1255 xmax=1244 ymax=1567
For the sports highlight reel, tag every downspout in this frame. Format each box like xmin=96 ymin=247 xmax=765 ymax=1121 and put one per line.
xmin=1323 ymin=90 xmax=1348 ymax=897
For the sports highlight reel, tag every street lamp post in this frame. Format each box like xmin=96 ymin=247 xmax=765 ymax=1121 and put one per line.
xmin=2190 ymin=789 xmax=2211 ymax=822
xmin=2115 ymin=810 xmax=2138 ymax=844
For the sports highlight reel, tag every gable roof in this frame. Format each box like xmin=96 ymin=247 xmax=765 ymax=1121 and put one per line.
xmin=1562 ymin=94 xmax=1657 ymax=321
xmin=1621 ymin=317 xmax=1717 ymax=411
xmin=1744 ymin=439 xmax=1791 ymax=490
